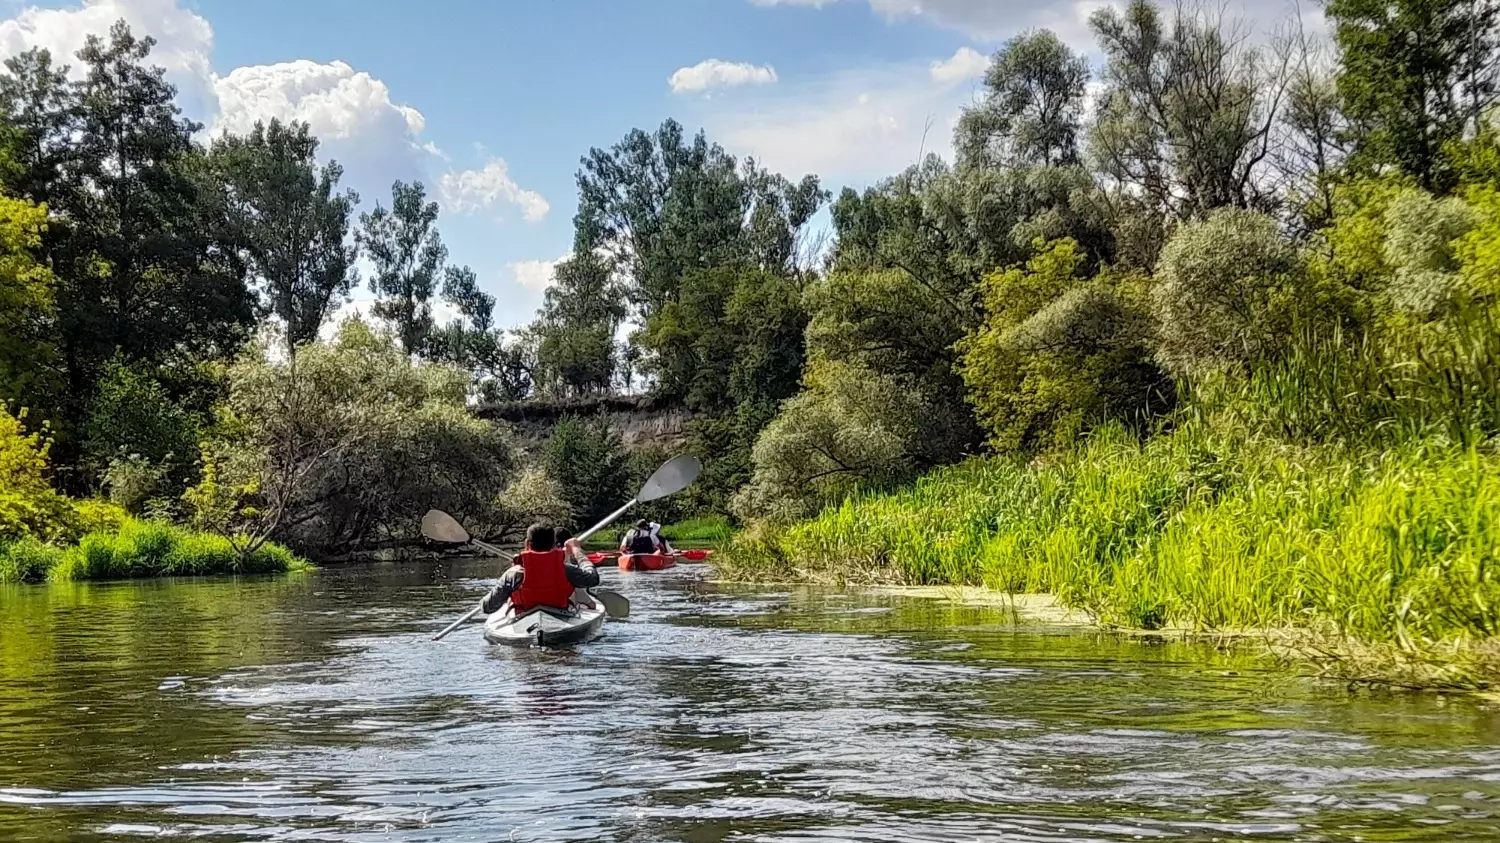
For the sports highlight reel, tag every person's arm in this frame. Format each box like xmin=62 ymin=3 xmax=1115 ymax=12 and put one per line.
xmin=481 ymin=565 xmax=523 ymax=613
xmin=562 ymin=539 xmax=601 ymax=588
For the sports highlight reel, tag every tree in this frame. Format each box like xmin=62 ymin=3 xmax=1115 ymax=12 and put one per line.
xmin=1329 ymin=0 xmax=1499 ymax=191
xmin=67 ymin=22 xmax=254 ymax=365
xmin=358 ymin=179 xmax=447 ymax=355
xmin=186 ymin=319 xmax=517 ymax=559
xmin=733 ymin=361 xmax=927 ymax=522
xmin=0 ymin=193 xmax=59 ymax=409
xmin=1151 ymin=207 xmax=1310 ymax=376
xmin=542 ymin=414 xmax=627 ymax=528
xmin=572 ymin=120 xmax=825 ymax=398
xmin=529 ymin=250 xmax=625 ymax=397
xmin=956 ymin=30 xmax=1090 ymax=169
xmin=1088 ymin=0 xmax=1290 ymax=218
xmin=957 ymin=239 xmax=1171 ymax=452
xmin=209 ymin=119 xmax=359 ymax=353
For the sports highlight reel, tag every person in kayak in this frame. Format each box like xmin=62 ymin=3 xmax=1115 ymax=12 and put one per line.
xmin=480 ymin=523 xmax=599 ymax=614
xmin=620 ymin=519 xmax=675 ymax=555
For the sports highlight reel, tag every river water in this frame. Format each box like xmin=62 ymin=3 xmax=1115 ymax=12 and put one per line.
xmin=2 ymin=559 xmax=1500 ymax=842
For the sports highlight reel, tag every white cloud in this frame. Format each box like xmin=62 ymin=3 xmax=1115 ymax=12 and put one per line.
xmin=0 ymin=0 xmax=217 ymax=117
xmin=508 ymin=255 xmax=567 ymax=292
xmin=210 ymin=59 xmax=439 ymax=200
xmin=439 ymin=157 xmax=550 ymax=222
xmin=929 ymin=46 xmax=988 ymax=84
xmin=669 ymin=59 xmax=778 ymax=94
xmin=691 ymin=54 xmax=974 ymax=188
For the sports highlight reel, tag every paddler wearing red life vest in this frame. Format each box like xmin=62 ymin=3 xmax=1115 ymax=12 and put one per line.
xmin=480 ymin=522 xmax=600 ymax=614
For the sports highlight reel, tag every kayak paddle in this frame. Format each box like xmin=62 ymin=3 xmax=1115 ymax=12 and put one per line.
xmin=427 ymin=454 xmax=702 ymax=642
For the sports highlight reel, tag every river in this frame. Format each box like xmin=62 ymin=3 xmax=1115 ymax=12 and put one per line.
xmin=2 ymin=559 xmax=1499 ymax=842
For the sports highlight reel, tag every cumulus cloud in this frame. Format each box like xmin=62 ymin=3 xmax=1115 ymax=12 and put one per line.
xmin=929 ymin=46 xmax=988 ymax=84
xmin=439 ymin=157 xmax=550 ymax=222
xmin=509 ymin=255 xmax=567 ymax=292
xmin=209 ymin=59 xmax=438 ymax=199
xmin=690 ymin=54 xmax=973 ymax=189
xmin=0 ymin=0 xmax=217 ymax=117
xmin=669 ymin=59 xmax=778 ymax=94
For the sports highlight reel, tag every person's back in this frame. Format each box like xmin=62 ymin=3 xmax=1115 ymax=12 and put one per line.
xmin=483 ymin=523 xmax=600 ymax=614
xmin=622 ymin=520 xmax=658 ymax=555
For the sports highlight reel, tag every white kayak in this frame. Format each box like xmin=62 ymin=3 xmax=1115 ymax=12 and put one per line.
xmin=482 ymin=596 xmax=606 ymax=647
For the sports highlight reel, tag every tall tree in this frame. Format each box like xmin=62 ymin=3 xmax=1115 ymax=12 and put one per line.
xmin=571 ymin=120 xmax=825 ymax=399
xmin=64 ymin=22 xmax=254 ymax=369
xmin=357 ymin=179 xmax=446 ymax=355
xmin=1088 ymin=0 xmax=1291 ymax=218
xmin=1328 ymin=0 xmax=1499 ymax=191
xmin=209 ymin=119 xmax=359 ymax=353
xmin=956 ymin=30 xmax=1090 ymax=170
xmin=0 ymin=49 xmax=76 ymax=212
xmin=529 ymin=250 xmax=625 ymax=397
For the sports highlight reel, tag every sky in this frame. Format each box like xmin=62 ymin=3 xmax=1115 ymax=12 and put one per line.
xmin=0 ymin=0 xmax=1314 ymax=335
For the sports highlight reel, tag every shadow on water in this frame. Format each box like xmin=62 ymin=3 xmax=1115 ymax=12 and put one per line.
xmin=3 ymin=560 xmax=1500 ymax=841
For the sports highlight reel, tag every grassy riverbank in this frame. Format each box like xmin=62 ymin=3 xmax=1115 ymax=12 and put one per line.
xmin=718 ymin=421 xmax=1500 ymax=689
xmin=0 ymin=516 xmax=311 ymax=583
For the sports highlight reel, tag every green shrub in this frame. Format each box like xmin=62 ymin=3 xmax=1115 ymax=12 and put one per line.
xmin=0 ymin=537 xmax=63 ymax=582
xmin=45 ymin=517 xmax=310 ymax=582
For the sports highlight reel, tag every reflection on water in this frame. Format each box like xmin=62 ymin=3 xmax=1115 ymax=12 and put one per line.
xmin=3 ymin=561 xmax=1500 ymax=841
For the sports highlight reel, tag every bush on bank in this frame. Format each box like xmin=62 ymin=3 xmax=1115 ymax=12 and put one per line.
xmin=0 ymin=515 xmax=310 ymax=583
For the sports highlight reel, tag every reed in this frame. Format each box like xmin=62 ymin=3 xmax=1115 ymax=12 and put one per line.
xmin=719 ymin=422 xmax=1500 ymax=683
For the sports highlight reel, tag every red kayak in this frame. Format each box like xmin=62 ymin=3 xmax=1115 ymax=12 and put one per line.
xmin=619 ymin=553 xmax=676 ymax=572
xmin=586 ymin=551 xmax=618 ymax=565
xmin=680 ymin=549 xmax=714 ymax=562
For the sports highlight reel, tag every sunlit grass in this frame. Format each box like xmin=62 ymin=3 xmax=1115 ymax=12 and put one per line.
xmin=720 ymin=420 xmax=1500 ymax=682
xmin=0 ymin=517 xmax=312 ymax=583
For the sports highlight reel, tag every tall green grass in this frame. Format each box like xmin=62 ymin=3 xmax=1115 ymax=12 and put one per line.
xmin=661 ymin=515 xmax=733 ymax=544
xmin=721 ymin=421 xmax=1500 ymax=653
xmin=0 ymin=517 xmax=311 ymax=583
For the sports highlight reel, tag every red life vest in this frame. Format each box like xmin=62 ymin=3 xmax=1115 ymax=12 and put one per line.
xmin=511 ymin=548 xmax=574 ymax=611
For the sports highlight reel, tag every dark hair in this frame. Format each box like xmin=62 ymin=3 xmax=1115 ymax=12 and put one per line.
xmin=635 ymin=519 xmax=650 ymax=530
xmin=555 ymin=529 xmax=572 ymax=544
xmin=525 ymin=522 xmax=557 ymax=551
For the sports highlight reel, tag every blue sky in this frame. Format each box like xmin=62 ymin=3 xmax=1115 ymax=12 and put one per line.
xmin=0 ymin=0 xmax=1302 ymax=333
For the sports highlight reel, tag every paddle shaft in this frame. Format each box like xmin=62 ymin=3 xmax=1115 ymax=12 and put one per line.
xmin=433 ymin=605 xmax=482 ymax=641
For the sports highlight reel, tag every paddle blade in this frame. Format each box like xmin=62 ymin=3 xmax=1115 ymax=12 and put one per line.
xmin=637 ymin=455 xmax=702 ymax=502
xmin=592 ymin=588 xmax=630 ymax=619
xmin=421 ymin=509 xmax=471 ymax=545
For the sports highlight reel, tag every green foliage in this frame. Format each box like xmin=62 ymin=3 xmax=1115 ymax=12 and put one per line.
xmin=733 ymin=360 xmax=928 ymax=522
xmin=1088 ymin=0 xmax=1284 ymax=217
xmin=958 ymin=239 xmax=1171 ymax=452
xmin=660 ymin=515 xmax=731 ymax=544
xmin=1383 ymin=188 xmax=1478 ymax=317
xmin=84 ymin=356 xmax=200 ymax=503
xmin=207 ymin=118 xmax=359 ymax=352
xmin=1151 ymin=208 xmax=1311 ymax=377
xmin=1328 ymin=0 xmax=1498 ymax=190
xmin=0 ymin=405 xmax=70 ymax=541
xmin=0 ymin=515 xmax=307 ymax=583
xmin=542 ymin=414 xmax=628 ymax=529
xmin=487 ymin=466 xmax=573 ymax=541
xmin=187 ymin=319 xmax=517 ymax=558
xmin=573 ymin=120 xmax=826 ymax=400
xmin=0 ymin=192 xmax=58 ymax=410
xmin=358 ymin=180 xmax=447 ymax=355
xmin=722 ymin=422 xmax=1500 ymax=652
xmin=956 ymin=29 xmax=1089 ymax=169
